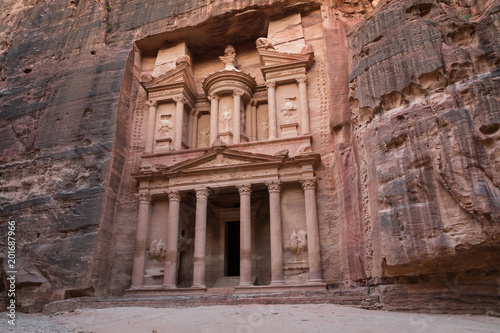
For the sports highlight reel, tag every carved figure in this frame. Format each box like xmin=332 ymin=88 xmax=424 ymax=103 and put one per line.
xmin=158 ymin=115 xmax=173 ymax=137
xmin=199 ymin=127 xmax=210 ymax=147
xmin=219 ymin=45 xmax=240 ymax=70
xmin=256 ymin=37 xmax=275 ymax=50
xmin=220 ymin=107 xmax=232 ymax=132
xmin=175 ymin=54 xmax=191 ymax=67
xmin=280 ymin=97 xmax=297 ymax=122
xmin=148 ymin=239 xmax=166 ymax=260
xmin=297 ymin=142 xmax=312 ymax=154
xmin=290 ymin=230 xmax=307 ymax=254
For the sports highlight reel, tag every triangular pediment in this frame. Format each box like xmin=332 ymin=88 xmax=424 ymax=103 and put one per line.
xmin=166 ymin=148 xmax=284 ymax=174
xmin=141 ymin=62 xmax=197 ymax=96
xmin=257 ymin=49 xmax=314 ymax=68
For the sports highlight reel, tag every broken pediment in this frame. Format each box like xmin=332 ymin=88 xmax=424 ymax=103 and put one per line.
xmin=141 ymin=58 xmax=197 ymax=102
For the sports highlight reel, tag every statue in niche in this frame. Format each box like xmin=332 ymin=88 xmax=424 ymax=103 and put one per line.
xmin=280 ymin=97 xmax=297 ymax=122
xmin=148 ymin=239 xmax=166 ymax=261
xmin=219 ymin=45 xmax=240 ymax=70
xmin=260 ymin=117 xmax=269 ymax=139
xmin=290 ymin=230 xmax=307 ymax=255
xmin=198 ymin=127 xmax=210 ymax=147
xmin=158 ymin=115 xmax=173 ymax=138
xmin=220 ymin=107 xmax=232 ymax=132
xmin=240 ymin=108 xmax=246 ymax=133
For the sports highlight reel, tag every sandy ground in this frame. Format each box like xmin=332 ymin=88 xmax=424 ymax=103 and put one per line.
xmin=1 ymin=304 xmax=499 ymax=333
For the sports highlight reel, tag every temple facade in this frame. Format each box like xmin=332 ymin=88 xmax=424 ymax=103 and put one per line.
xmin=127 ymin=10 xmax=333 ymax=295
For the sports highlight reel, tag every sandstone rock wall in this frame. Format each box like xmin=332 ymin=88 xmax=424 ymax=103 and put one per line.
xmin=347 ymin=0 xmax=500 ymax=311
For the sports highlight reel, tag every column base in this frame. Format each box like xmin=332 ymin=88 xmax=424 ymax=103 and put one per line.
xmin=308 ymin=279 xmax=325 ymax=285
xmin=270 ymin=280 xmax=286 ymax=286
xmin=191 ymin=283 xmax=207 ymax=289
xmin=238 ymin=282 xmax=254 ymax=287
xmin=162 ymin=284 xmax=177 ymax=289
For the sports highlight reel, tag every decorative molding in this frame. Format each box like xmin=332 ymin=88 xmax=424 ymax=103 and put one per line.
xmin=266 ymin=181 xmax=282 ymax=193
xmin=196 ymin=187 xmax=210 ymax=199
xmin=173 ymin=95 xmax=188 ymax=104
xmin=146 ymin=100 xmax=158 ymax=108
xmin=168 ymin=190 xmax=181 ymax=201
xmin=300 ymin=178 xmax=317 ymax=190
xmin=237 ymin=184 xmax=252 ymax=195
xmin=137 ymin=193 xmax=152 ymax=204
xmin=207 ymin=93 xmax=220 ymax=101
xmin=296 ymin=75 xmax=309 ymax=85
xmin=265 ymin=80 xmax=277 ymax=89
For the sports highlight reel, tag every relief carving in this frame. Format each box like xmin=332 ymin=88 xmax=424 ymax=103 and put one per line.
xmin=290 ymin=230 xmax=307 ymax=255
xmin=256 ymin=37 xmax=275 ymax=50
xmin=280 ymin=97 xmax=297 ymax=122
xmin=220 ymin=107 xmax=232 ymax=132
xmin=198 ymin=127 xmax=210 ymax=147
xmin=148 ymin=239 xmax=166 ymax=261
xmin=158 ymin=114 xmax=173 ymax=138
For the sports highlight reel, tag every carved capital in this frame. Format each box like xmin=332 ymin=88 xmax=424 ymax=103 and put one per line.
xmin=250 ymin=99 xmax=257 ymax=107
xmin=173 ymin=95 xmax=188 ymax=104
xmin=296 ymin=75 xmax=308 ymax=85
xmin=233 ymin=89 xmax=245 ymax=97
xmin=137 ymin=193 xmax=152 ymax=204
xmin=168 ymin=190 xmax=181 ymax=201
xmin=196 ymin=187 xmax=210 ymax=199
xmin=266 ymin=181 xmax=282 ymax=193
xmin=237 ymin=184 xmax=252 ymax=195
xmin=265 ymin=80 xmax=276 ymax=89
xmin=208 ymin=93 xmax=220 ymax=101
xmin=146 ymin=100 xmax=158 ymax=108
xmin=300 ymin=178 xmax=317 ymax=190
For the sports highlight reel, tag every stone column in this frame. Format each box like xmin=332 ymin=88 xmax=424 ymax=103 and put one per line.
xmin=190 ymin=110 xmax=199 ymax=149
xmin=265 ymin=81 xmax=277 ymax=139
xmin=251 ymin=100 xmax=258 ymax=141
xmin=163 ymin=190 xmax=181 ymax=288
xmin=173 ymin=96 xmax=186 ymax=150
xmin=245 ymin=101 xmax=252 ymax=140
xmin=300 ymin=178 xmax=323 ymax=283
xmin=145 ymin=100 xmax=158 ymax=154
xmin=233 ymin=89 xmax=244 ymax=144
xmin=208 ymin=93 xmax=220 ymax=145
xmin=131 ymin=193 xmax=151 ymax=287
xmin=296 ymin=76 xmax=311 ymax=135
xmin=192 ymin=188 xmax=209 ymax=288
xmin=238 ymin=184 xmax=253 ymax=286
xmin=267 ymin=181 xmax=285 ymax=285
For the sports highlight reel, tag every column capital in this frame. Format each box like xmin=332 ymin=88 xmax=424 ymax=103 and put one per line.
xmin=250 ymin=98 xmax=257 ymax=106
xmin=233 ymin=89 xmax=245 ymax=97
xmin=136 ymin=192 xmax=152 ymax=204
xmin=266 ymin=181 xmax=282 ymax=193
xmin=196 ymin=187 xmax=210 ymax=199
xmin=265 ymin=80 xmax=277 ymax=89
xmin=237 ymin=184 xmax=252 ymax=195
xmin=146 ymin=99 xmax=158 ymax=108
xmin=300 ymin=178 xmax=317 ymax=190
xmin=168 ymin=190 xmax=181 ymax=201
xmin=173 ymin=95 xmax=188 ymax=104
xmin=208 ymin=93 xmax=220 ymax=101
xmin=296 ymin=75 xmax=308 ymax=85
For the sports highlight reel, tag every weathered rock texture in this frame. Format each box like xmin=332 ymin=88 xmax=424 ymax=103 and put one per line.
xmin=0 ymin=0 xmax=498 ymax=314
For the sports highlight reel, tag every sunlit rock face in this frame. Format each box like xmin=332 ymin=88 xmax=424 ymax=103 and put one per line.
xmin=0 ymin=0 xmax=498 ymax=314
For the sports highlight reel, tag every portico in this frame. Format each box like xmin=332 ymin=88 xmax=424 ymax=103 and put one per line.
xmin=128 ymin=140 xmax=325 ymax=294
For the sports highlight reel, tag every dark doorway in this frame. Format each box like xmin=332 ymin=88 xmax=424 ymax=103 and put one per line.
xmin=225 ymin=221 xmax=240 ymax=276
xmin=177 ymin=250 xmax=191 ymax=288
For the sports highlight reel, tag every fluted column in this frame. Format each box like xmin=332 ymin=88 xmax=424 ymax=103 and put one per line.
xmin=265 ymin=81 xmax=277 ymax=139
xmin=251 ymin=100 xmax=258 ymax=141
xmin=192 ymin=188 xmax=209 ymax=288
xmin=208 ymin=93 xmax=220 ymax=144
xmin=163 ymin=190 xmax=181 ymax=288
xmin=145 ymin=100 xmax=158 ymax=154
xmin=131 ymin=193 xmax=152 ymax=287
xmin=300 ymin=178 xmax=323 ymax=283
xmin=267 ymin=181 xmax=285 ymax=285
xmin=238 ymin=184 xmax=253 ymax=286
xmin=233 ymin=89 xmax=244 ymax=144
xmin=296 ymin=76 xmax=311 ymax=135
xmin=173 ymin=96 xmax=186 ymax=150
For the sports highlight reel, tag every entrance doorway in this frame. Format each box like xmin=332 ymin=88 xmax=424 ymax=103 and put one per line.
xmin=177 ymin=250 xmax=191 ymax=288
xmin=225 ymin=221 xmax=240 ymax=276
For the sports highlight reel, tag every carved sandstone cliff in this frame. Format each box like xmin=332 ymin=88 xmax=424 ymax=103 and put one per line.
xmin=346 ymin=0 xmax=500 ymax=312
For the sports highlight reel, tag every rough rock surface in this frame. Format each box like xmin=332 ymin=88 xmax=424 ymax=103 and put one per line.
xmin=0 ymin=0 xmax=498 ymax=314
xmin=346 ymin=0 xmax=500 ymax=310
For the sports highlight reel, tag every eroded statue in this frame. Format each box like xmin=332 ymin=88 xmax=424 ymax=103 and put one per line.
xmin=148 ymin=239 xmax=166 ymax=261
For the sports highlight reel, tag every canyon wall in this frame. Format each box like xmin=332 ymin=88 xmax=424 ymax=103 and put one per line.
xmin=0 ymin=0 xmax=498 ymax=313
